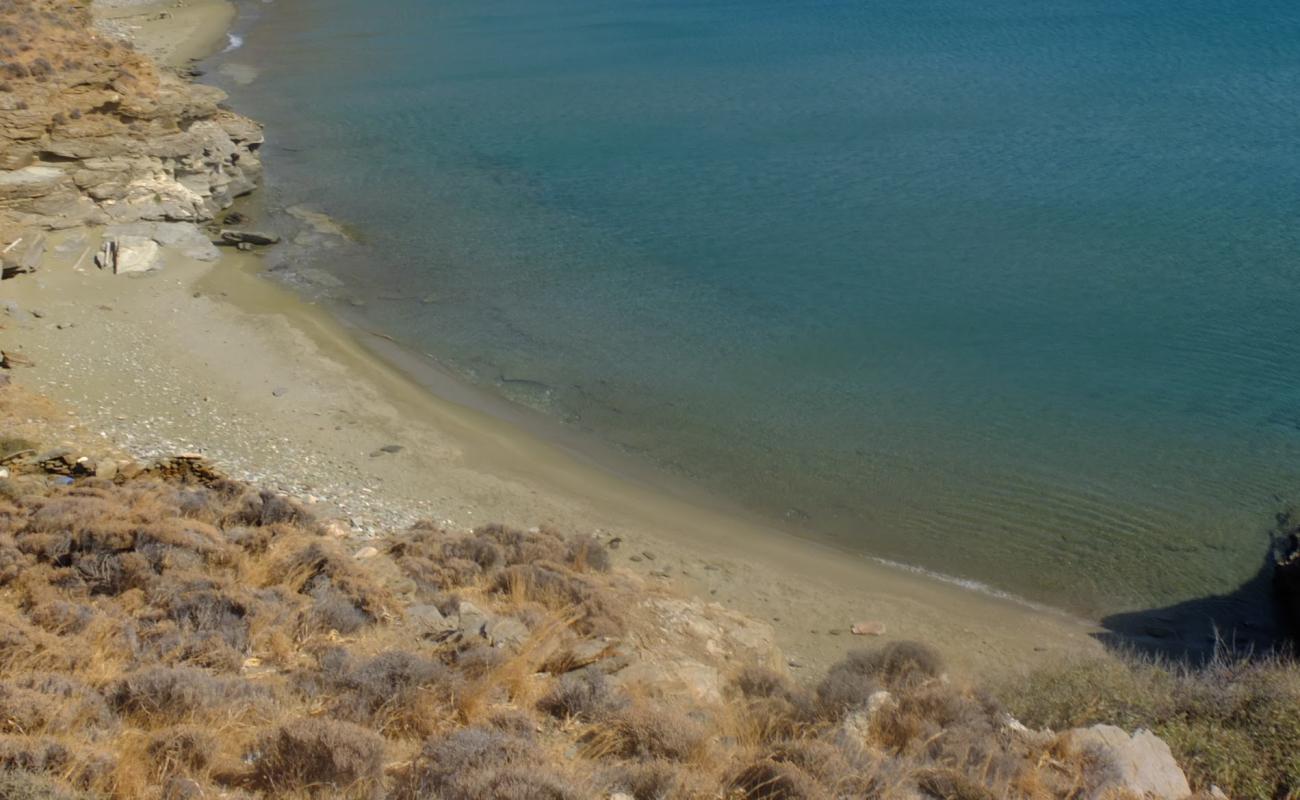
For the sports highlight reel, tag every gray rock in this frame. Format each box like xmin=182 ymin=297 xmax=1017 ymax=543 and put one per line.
xmin=104 ymin=221 xmax=221 ymax=262
xmin=407 ymin=603 xmax=454 ymax=633
xmin=1062 ymin=725 xmax=1191 ymax=800
xmin=96 ymin=235 xmax=161 ymax=275
xmin=457 ymin=601 xmax=491 ymax=638
xmin=220 ymin=229 xmax=281 ymax=247
xmin=486 ymin=617 xmax=530 ymax=648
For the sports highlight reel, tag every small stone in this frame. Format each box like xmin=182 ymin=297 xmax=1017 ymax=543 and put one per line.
xmin=94 ymin=460 xmax=118 ymax=480
xmin=641 ymin=550 xmax=656 ymax=560
xmin=0 ymin=350 xmax=34 ymax=369
xmin=607 ymin=537 xmax=622 ymax=549
xmin=352 ymin=546 xmax=379 ymax=560
xmin=271 ymin=387 xmax=287 ymax=397
xmin=323 ymin=519 xmax=351 ymax=538
xmin=851 ymin=621 xmax=886 ymax=636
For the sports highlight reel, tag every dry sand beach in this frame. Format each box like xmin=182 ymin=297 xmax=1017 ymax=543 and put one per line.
xmin=0 ymin=0 xmax=1108 ymax=679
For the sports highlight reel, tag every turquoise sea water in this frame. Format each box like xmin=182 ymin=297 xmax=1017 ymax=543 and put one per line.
xmin=214 ymin=0 xmax=1300 ymax=619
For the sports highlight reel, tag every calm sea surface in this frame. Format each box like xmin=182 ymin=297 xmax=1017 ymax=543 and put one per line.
xmin=212 ymin=0 xmax=1300 ymax=618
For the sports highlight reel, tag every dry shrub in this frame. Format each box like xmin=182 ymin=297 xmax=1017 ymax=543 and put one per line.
xmin=306 ymin=648 xmax=456 ymax=736
xmin=394 ymin=725 xmax=583 ymax=800
xmin=0 ymin=735 xmax=68 ymax=773
xmin=873 ymin=683 xmax=986 ymax=754
xmin=0 ymin=675 xmax=112 ymax=734
xmin=228 ymin=489 xmax=311 ymax=528
xmin=728 ymin=757 xmax=827 ymax=800
xmin=491 ymin=563 xmax=620 ymax=637
xmin=277 ymin=542 xmax=395 ymax=629
xmin=107 ymin=666 xmax=267 ymax=724
xmin=249 ymin=717 xmax=385 ymax=800
xmin=730 ymin=667 xmax=816 ymax=743
xmin=914 ymin=767 xmax=996 ymax=800
xmin=607 ymin=759 xmax=685 ymax=800
xmin=146 ymin=725 xmax=215 ymax=779
xmin=0 ymin=769 xmax=92 ymax=800
xmin=817 ymin=642 xmax=943 ymax=718
xmin=581 ymin=705 xmax=708 ymax=762
xmin=537 ymin=667 xmax=626 ymax=721
xmin=565 ymin=534 xmax=611 ymax=572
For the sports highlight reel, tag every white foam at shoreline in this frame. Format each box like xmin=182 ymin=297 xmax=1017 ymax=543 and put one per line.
xmin=869 ymin=556 xmax=1071 ymax=617
xmin=222 ymin=33 xmax=244 ymax=53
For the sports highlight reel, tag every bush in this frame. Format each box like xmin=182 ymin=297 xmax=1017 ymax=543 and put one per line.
xmin=914 ymin=767 xmax=995 ymax=800
xmin=146 ymin=725 xmax=215 ymax=778
xmin=607 ymin=759 xmax=683 ymax=800
xmin=108 ymin=667 xmax=266 ymax=723
xmin=395 ymin=726 xmax=582 ymax=800
xmin=565 ymin=535 xmax=610 ymax=572
xmin=581 ymin=707 xmax=707 ymax=762
xmin=817 ymin=642 xmax=943 ymax=717
xmin=314 ymin=649 xmax=454 ymax=733
xmin=0 ymin=770 xmax=92 ymax=800
xmin=538 ymin=668 xmax=625 ymax=721
xmin=250 ymin=718 xmax=385 ymax=800
xmin=727 ymin=757 xmax=826 ymax=800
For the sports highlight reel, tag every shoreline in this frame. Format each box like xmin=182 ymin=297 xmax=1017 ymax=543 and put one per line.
xmin=2 ymin=0 xmax=1110 ymax=678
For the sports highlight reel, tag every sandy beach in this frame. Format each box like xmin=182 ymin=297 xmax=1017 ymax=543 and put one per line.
xmin=94 ymin=0 xmax=237 ymax=67
xmin=0 ymin=1 xmax=1110 ymax=679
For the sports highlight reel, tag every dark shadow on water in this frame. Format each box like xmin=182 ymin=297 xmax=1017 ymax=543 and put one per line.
xmin=1095 ymin=543 xmax=1294 ymax=664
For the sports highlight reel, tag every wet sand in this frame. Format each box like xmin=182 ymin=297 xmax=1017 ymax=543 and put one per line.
xmin=0 ymin=2 xmax=1112 ymax=680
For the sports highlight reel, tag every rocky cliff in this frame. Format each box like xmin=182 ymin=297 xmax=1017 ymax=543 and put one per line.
xmin=0 ymin=0 xmax=261 ymax=236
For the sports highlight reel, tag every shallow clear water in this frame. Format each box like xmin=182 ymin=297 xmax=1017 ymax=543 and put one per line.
xmin=215 ymin=0 xmax=1300 ymax=617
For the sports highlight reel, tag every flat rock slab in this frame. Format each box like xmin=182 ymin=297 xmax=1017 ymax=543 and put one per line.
xmin=105 ymin=221 xmax=221 ymax=262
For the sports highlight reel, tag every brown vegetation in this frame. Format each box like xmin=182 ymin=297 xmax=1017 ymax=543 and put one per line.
xmin=0 ymin=382 xmax=1291 ymax=799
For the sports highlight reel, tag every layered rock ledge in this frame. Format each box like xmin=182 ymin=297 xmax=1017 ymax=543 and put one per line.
xmin=0 ymin=0 xmax=261 ymax=236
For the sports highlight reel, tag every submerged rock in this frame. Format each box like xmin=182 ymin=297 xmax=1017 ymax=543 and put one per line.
xmin=220 ymin=229 xmax=281 ymax=247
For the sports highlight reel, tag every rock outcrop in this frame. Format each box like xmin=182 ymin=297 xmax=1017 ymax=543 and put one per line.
xmin=0 ymin=0 xmax=262 ymax=236
xmin=1272 ymin=511 xmax=1300 ymax=643
xmin=1061 ymin=725 xmax=1192 ymax=800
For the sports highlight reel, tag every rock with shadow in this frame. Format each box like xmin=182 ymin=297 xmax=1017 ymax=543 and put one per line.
xmin=1096 ymin=535 xmax=1295 ymax=663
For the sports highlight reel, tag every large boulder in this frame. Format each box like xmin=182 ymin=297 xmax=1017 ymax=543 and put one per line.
xmin=1061 ymin=725 xmax=1190 ymax=800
